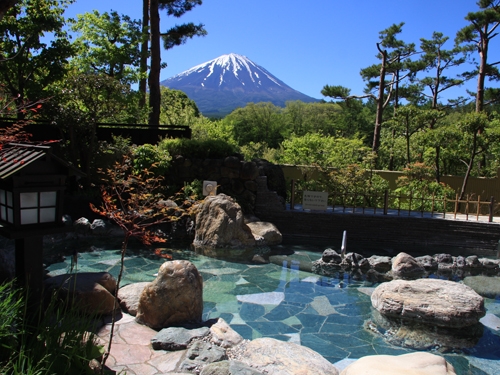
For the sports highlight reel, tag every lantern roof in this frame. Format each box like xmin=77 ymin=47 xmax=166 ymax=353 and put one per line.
xmin=0 ymin=143 xmax=83 ymax=180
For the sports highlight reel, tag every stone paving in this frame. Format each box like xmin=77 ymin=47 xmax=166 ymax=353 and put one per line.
xmin=45 ymin=241 xmax=500 ymax=375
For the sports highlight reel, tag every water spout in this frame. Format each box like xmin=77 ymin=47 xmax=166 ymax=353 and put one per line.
xmin=341 ymin=230 xmax=347 ymax=258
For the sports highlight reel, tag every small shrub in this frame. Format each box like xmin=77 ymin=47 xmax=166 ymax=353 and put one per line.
xmin=394 ymin=162 xmax=455 ymax=212
xmin=159 ymin=138 xmax=238 ymax=159
xmin=132 ymin=143 xmax=171 ymax=176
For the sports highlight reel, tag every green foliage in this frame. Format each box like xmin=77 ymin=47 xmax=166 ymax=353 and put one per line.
xmin=159 ymin=86 xmax=200 ymax=125
xmin=159 ymin=138 xmax=239 ymax=159
xmin=0 ymin=280 xmax=105 ymax=375
xmin=96 ymin=135 xmax=133 ymax=171
xmin=394 ymin=162 xmax=455 ymax=211
xmin=225 ymin=102 xmax=284 ymax=148
xmin=69 ymin=10 xmax=144 ymax=86
xmin=240 ymin=141 xmax=278 ymax=162
xmin=190 ymin=117 xmax=237 ymax=145
xmin=277 ymin=132 xmax=371 ymax=169
xmin=132 ymin=143 xmax=171 ymax=176
xmin=0 ymin=0 xmax=75 ymax=109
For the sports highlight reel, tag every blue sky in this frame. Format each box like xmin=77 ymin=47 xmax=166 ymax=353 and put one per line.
xmin=64 ymin=0 xmax=498 ymax=102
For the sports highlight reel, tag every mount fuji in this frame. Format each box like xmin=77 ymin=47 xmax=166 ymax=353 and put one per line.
xmin=160 ymin=53 xmax=319 ymax=117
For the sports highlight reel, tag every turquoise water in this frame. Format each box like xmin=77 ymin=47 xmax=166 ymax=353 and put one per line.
xmin=45 ymin=238 xmax=500 ymax=374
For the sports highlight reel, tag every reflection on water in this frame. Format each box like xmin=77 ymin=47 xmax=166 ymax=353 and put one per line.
xmin=44 ymin=238 xmax=500 ymax=374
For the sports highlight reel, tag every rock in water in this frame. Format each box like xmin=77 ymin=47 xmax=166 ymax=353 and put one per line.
xmin=340 ymin=352 xmax=456 ymax=375
xmin=371 ymin=278 xmax=485 ymax=328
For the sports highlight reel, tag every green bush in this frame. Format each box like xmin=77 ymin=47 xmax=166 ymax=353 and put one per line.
xmin=159 ymin=138 xmax=239 ymax=159
xmin=0 ymin=281 xmax=105 ymax=375
xmin=132 ymin=143 xmax=171 ymax=176
xmin=393 ymin=162 xmax=455 ymax=212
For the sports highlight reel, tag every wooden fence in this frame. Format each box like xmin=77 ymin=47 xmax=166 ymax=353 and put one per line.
xmin=0 ymin=118 xmax=191 ymax=145
xmin=289 ymin=180 xmax=497 ymax=222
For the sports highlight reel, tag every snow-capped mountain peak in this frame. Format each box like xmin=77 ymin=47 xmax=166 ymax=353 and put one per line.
xmin=160 ymin=53 xmax=319 ymax=116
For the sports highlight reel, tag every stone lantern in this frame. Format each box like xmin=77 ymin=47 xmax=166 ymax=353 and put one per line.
xmin=0 ymin=143 xmax=80 ymax=295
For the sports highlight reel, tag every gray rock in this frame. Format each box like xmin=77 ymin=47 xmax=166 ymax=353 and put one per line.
xmin=73 ymin=217 xmax=91 ymax=234
xmin=367 ymin=255 xmax=392 ymax=272
xmin=136 ymin=260 xmax=203 ymax=329
xmin=90 ymin=219 xmax=111 ymax=235
xmin=246 ymin=221 xmax=282 ymax=246
xmin=479 ymin=258 xmax=499 ymax=270
xmin=151 ymin=326 xmax=210 ymax=351
xmin=466 ymin=255 xmax=481 ymax=268
xmin=322 ymin=248 xmax=342 ymax=264
xmin=371 ymin=278 xmax=485 ymax=328
xmin=235 ymin=337 xmax=339 ymax=375
xmin=463 ymin=275 xmax=500 ymax=298
xmin=415 ymin=255 xmax=438 ymax=270
xmin=178 ymin=341 xmax=227 ymax=373
xmin=391 ymin=252 xmax=425 ymax=278
xmin=209 ymin=318 xmax=244 ymax=348
xmin=117 ymin=282 xmax=149 ymax=316
xmin=201 ymin=360 xmax=264 ymax=375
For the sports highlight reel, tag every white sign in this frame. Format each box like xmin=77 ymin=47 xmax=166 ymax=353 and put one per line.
xmin=302 ymin=191 xmax=328 ymax=210
xmin=203 ymin=180 xmax=217 ymax=196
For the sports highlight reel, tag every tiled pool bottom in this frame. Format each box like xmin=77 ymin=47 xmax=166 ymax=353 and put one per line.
xmin=45 ymin=243 xmax=500 ymax=375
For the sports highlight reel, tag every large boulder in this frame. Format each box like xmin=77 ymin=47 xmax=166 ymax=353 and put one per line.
xmin=44 ymin=272 xmax=117 ymax=315
xmin=232 ymin=337 xmax=339 ymax=375
xmin=135 ymin=260 xmax=203 ymax=329
xmin=193 ymin=194 xmax=255 ymax=248
xmin=371 ymin=278 xmax=485 ymax=328
xmin=340 ymin=352 xmax=456 ymax=375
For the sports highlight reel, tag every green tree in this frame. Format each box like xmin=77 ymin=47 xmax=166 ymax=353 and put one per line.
xmin=456 ymin=111 xmax=500 ymax=199
xmin=411 ymin=31 xmax=467 ymax=180
xmin=69 ymin=10 xmax=144 ymax=86
xmin=322 ymin=23 xmax=417 ymax=155
xmin=456 ymin=0 xmax=500 ymax=112
xmin=277 ymin=132 xmax=370 ymax=169
xmin=148 ymin=0 xmax=206 ymax=126
xmin=386 ymin=105 xmax=443 ymax=167
xmin=44 ymin=71 xmax=133 ymax=184
xmin=226 ymin=102 xmax=284 ymax=148
xmin=159 ymin=86 xmax=200 ymax=125
xmin=0 ymin=0 xmax=74 ymax=117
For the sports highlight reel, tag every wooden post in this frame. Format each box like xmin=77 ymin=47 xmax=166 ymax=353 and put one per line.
xmin=476 ymin=195 xmax=481 ymax=220
xmin=15 ymin=235 xmax=44 ymax=300
xmin=489 ymin=196 xmax=495 ymax=222
xmin=383 ymin=190 xmax=388 ymax=215
xmin=454 ymin=194 xmax=459 ymax=219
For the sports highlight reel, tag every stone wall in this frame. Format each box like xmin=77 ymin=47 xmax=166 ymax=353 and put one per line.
xmin=167 ymin=155 xmax=286 ymax=213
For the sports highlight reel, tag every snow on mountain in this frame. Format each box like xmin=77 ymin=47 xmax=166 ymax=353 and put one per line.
xmin=160 ymin=53 xmax=319 ymax=117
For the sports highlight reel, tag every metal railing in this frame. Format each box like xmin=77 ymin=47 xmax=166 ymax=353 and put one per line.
xmin=289 ymin=180 xmax=497 ymax=222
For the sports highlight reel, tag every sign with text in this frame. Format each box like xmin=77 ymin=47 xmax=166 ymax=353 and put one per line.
xmin=302 ymin=191 xmax=328 ymax=211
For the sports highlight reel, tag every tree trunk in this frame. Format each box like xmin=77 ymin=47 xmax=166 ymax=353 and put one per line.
xmin=372 ymin=47 xmax=387 ymax=153
xmin=139 ymin=0 xmax=149 ymax=109
xmin=148 ymin=0 xmax=160 ymax=127
xmin=459 ymin=133 xmax=478 ymax=201
xmin=476 ymin=26 xmax=488 ymax=113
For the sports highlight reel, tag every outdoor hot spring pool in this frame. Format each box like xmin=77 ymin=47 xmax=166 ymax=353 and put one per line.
xmin=44 ymin=237 xmax=500 ymax=375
